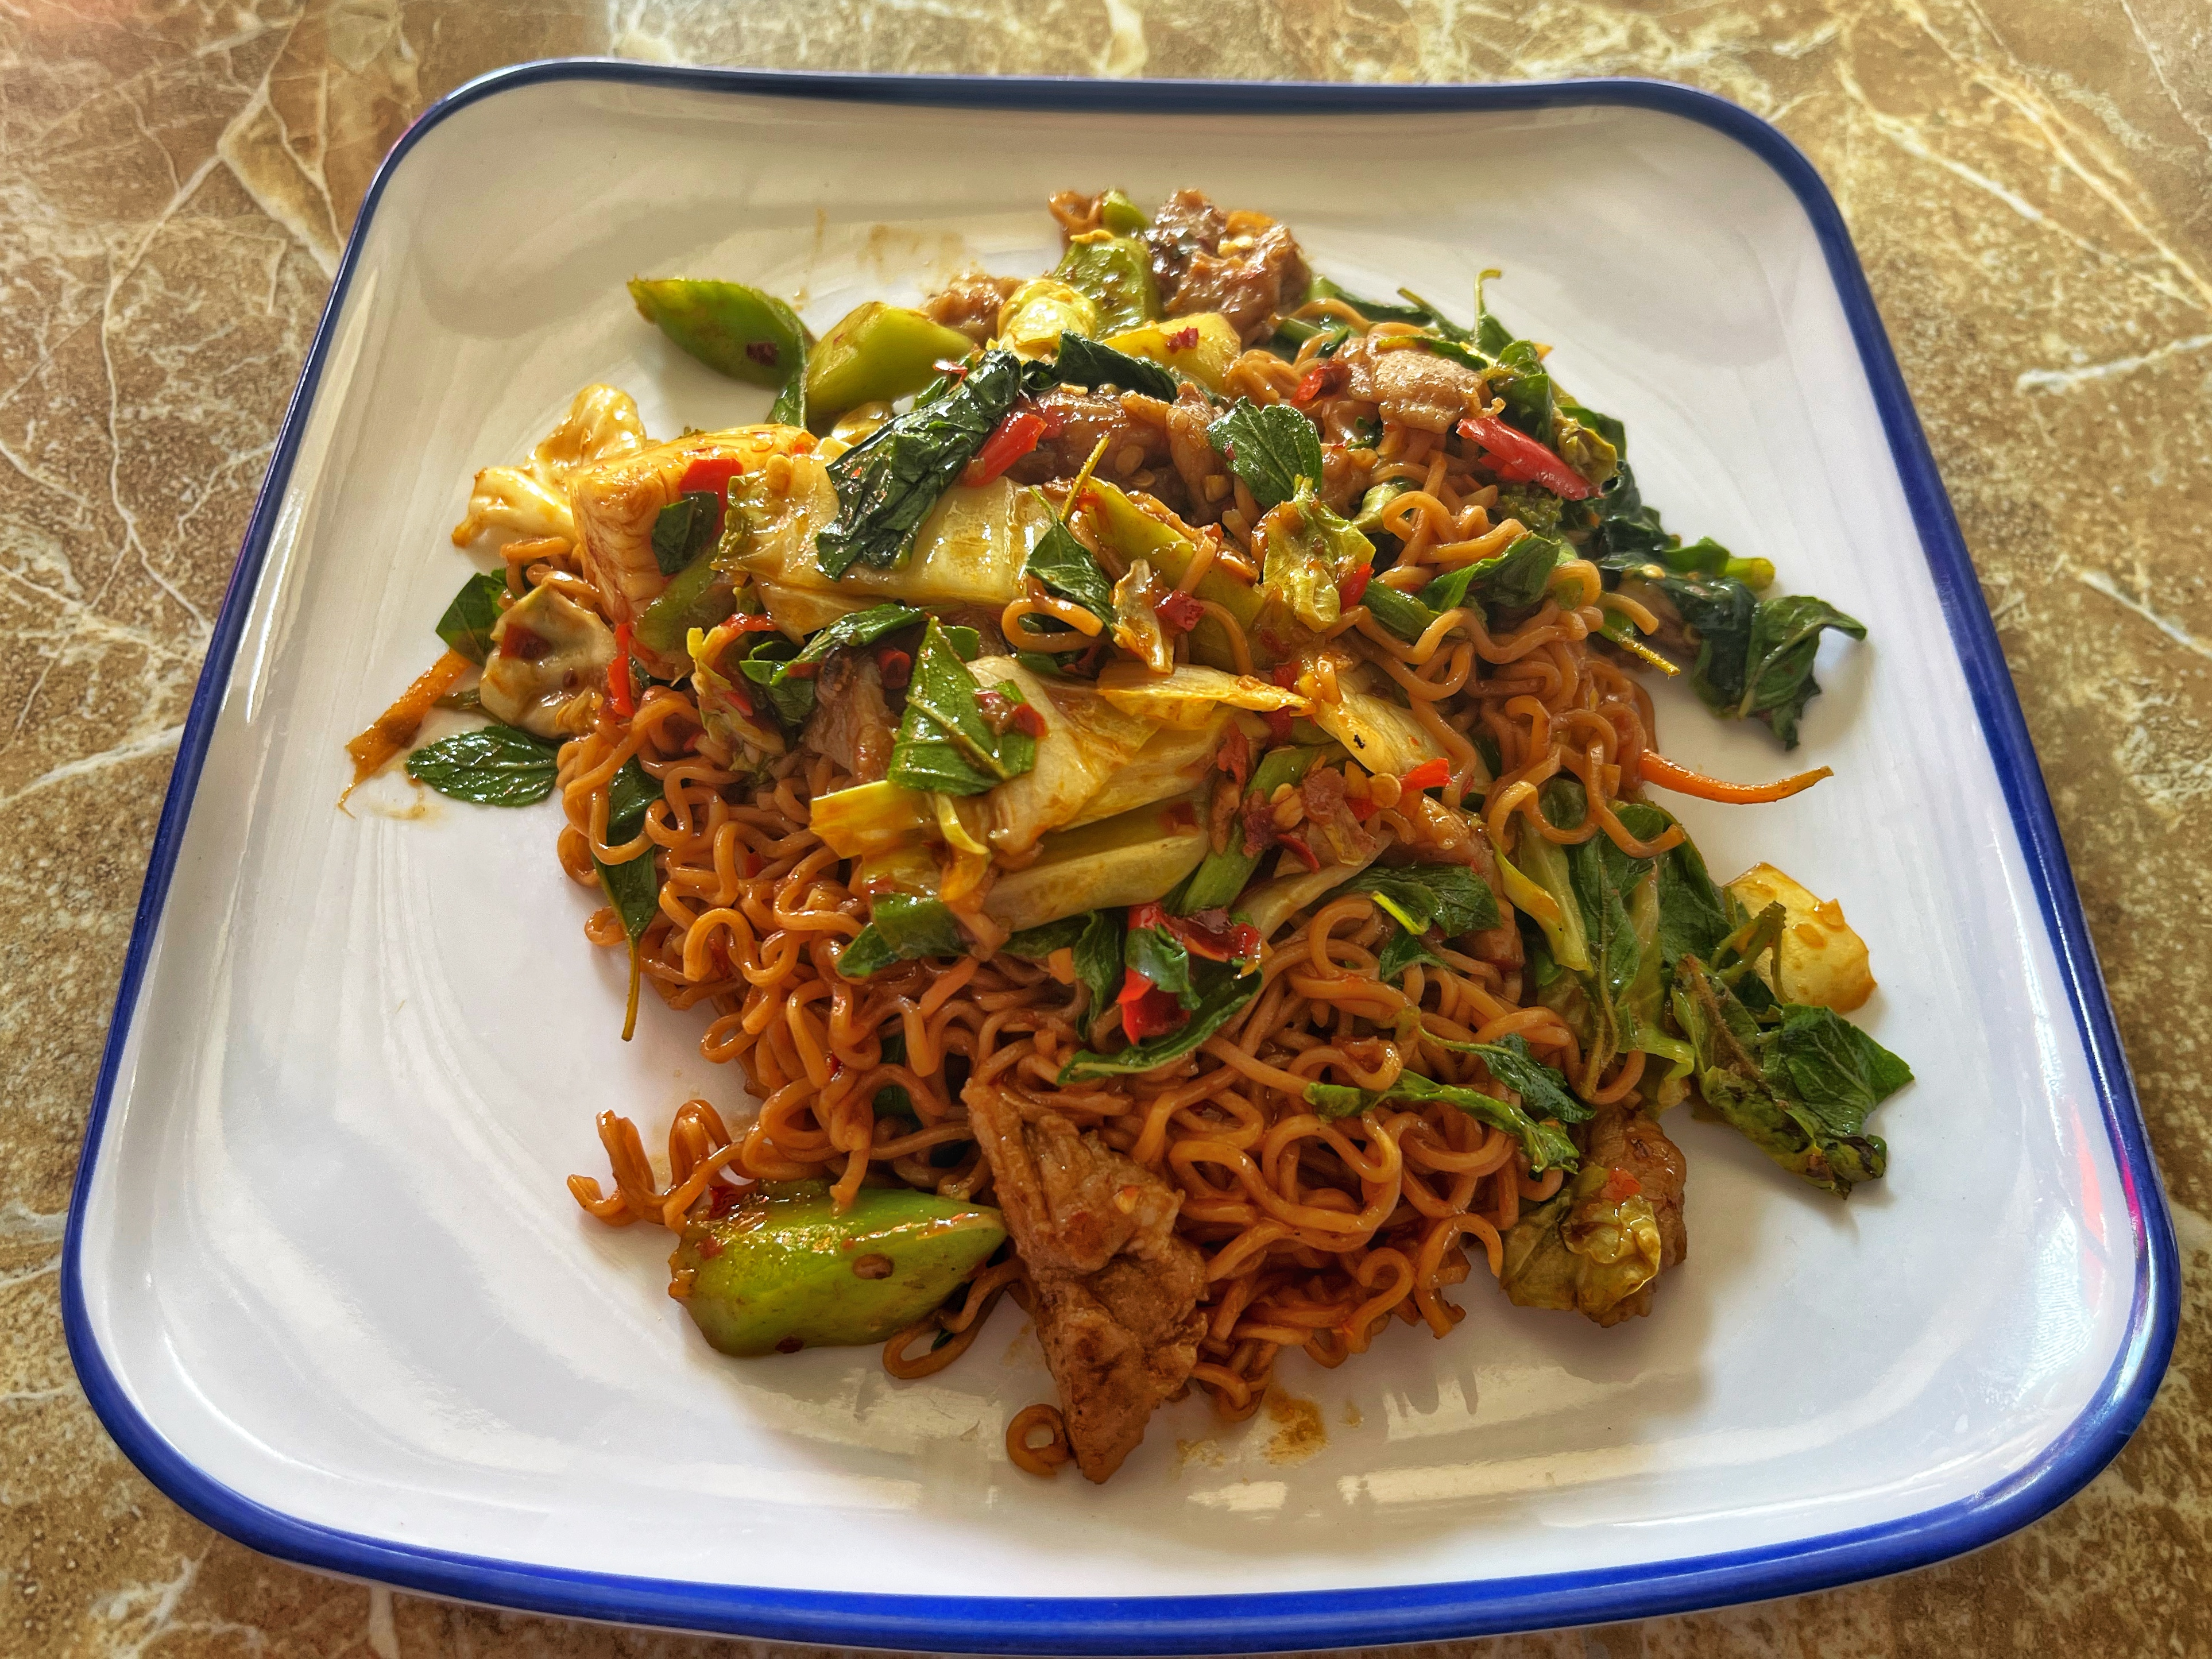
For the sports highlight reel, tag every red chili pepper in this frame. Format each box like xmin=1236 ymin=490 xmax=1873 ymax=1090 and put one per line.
xmin=1293 ymin=360 xmax=1349 ymax=405
xmin=1263 ymin=707 xmax=1297 ymax=742
xmin=1008 ymin=701 xmax=1047 ymax=738
xmin=679 ymin=454 xmax=746 ymax=499
xmin=1337 ymin=564 xmax=1372 ymax=609
xmin=722 ymin=675 xmax=756 ymax=717
xmin=1269 ymin=663 xmax=1301 ymax=689
xmin=498 ymin=624 xmax=543 ymax=660
xmin=1401 ymin=757 xmax=1451 ymax=793
xmin=1600 ymin=1167 xmax=1644 ymax=1202
xmin=1215 ymin=726 xmax=1250 ymax=787
xmin=1277 ymin=831 xmax=1321 ymax=872
xmin=739 ymin=851 xmax=763 ymax=878
xmin=1166 ymin=326 xmax=1200 ymax=350
xmin=1455 ymin=415 xmax=1595 ymax=501
xmin=1347 ymin=794 xmax=1380 ymax=821
xmin=730 ymin=613 xmax=780 ymax=633
xmin=1157 ymin=589 xmax=1205 ymax=633
xmin=1167 ymin=907 xmax=1260 ymax=963
xmin=876 ymin=647 xmax=912 ymax=691
xmin=609 ymin=623 xmax=637 ymax=718
xmin=1128 ymin=902 xmax=1165 ymax=933
xmin=1116 ymin=971 xmax=1187 ymax=1041
xmin=962 ymin=409 xmax=1048 ymax=486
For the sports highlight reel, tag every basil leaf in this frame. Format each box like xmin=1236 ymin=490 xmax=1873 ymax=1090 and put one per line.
xmin=1308 ymin=276 xmax=1444 ymax=330
xmin=651 ymin=491 xmax=721 ymax=577
xmin=815 ymin=348 xmax=1027 ymax=579
xmin=788 ymin=604 xmax=925 ymax=672
xmin=1054 ymin=332 xmax=1177 ymax=401
xmin=1124 ymin=920 xmax=1196 ymax=1010
xmin=435 ymin=571 xmax=508 ymax=664
xmin=1070 ymin=909 xmax=1127 ymax=1016
xmin=733 ymin=634 xmax=815 ymax=727
xmin=1023 ymin=493 xmax=1117 ymax=625
xmin=1324 ymin=863 xmax=1499 ymax=939
xmin=838 ymin=894 xmax=968 ymax=980
xmin=885 ymin=618 xmax=1039 ymax=796
xmin=1410 ymin=1028 xmax=1590 ymax=1127
xmin=1376 ymin=925 xmax=1445 ymax=980
xmin=593 ymin=757 xmax=662 ymax=947
xmin=1058 ymin=956 xmax=1258 ymax=1081
xmin=1417 ymin=532 xmax=1565 ymax=615
xmin=1765 ymin=1003 xmax=1915 ymax=1125
xmin=1360 ymin=581 xmax=1437 ymax=644
xmin=1735 ymin=594 xmax=1869 ymax=748
xmin=404 ymin=723 xmax=556 ymax=806
xmin=1306 ymin=1068 xmax=1579 ymax=1174
xmin=1001 ymin=914 xmax=1092 ymax=958
xmin=1651 ymin=811 xmax=1733 ymax=973
xmin=1546 ymin=776 xmax=1657 ymax=1081
xmin=1206 ymin=399 xmax=1324 ymax=512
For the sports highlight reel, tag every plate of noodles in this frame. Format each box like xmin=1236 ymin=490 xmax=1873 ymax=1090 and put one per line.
xmin=64 ymin=64 xmax=2174 ymax=1653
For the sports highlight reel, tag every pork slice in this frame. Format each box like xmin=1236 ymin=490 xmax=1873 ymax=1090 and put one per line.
xmin=1143 ymin=188 xmax=1228 ymax=292
xmin=966 ymin=1086 xmax=1205 ymax=1482
xmin=1369 ymin=346 xmax=1484 ymax=434
xmin=801 ymin=653 xmax=895 ymax=783
xmin=1167 ymin=224 xmax=1311 ymax=347
xmin=923 ymin=271 xmax=1021 ymax=349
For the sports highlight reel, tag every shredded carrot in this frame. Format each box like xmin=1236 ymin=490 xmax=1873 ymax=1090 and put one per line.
xmin=1639 ymin=751 xmax=1832 ymax=804
xmin=341 ymin=648 xmax=472 ymax=805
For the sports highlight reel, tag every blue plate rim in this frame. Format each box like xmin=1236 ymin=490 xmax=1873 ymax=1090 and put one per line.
xmin=60 ymin=59 xmax=2178 ymax=1655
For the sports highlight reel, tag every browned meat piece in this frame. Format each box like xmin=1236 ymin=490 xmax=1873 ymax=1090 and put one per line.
xmin=1143 ymin=188 xmax=1227 ymax=293
xmin=1003 ymin=389 xmax=1173 ymax=488
xmin=922 ymin=271 xmax=1021 ymax=348
xmin=965 ymin=1085 xmax=1206 ymax=1483
xmin=1369 ymin=345 xmax=1483 ymax=434
xmin=801 ymin=653 xmax=894 ymax=783
xmin=1162 ymin=382 xmax=1231 ymax=524
xmin=1586 ymin=1105 xmax=1688 ymax=1272
xmin=1167 ymin=225 xmax=1310 ymax=347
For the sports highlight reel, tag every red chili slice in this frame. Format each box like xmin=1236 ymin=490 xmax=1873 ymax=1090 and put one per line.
xmin=1157 ymin=589 xmax=1205 ymax=633
xmin=1117 ymin=972 xmax=1188 ymax=1041
xmin=875 ymin=647 xmax=912 ymax=691
xmin=1455 ymin=415 xmax=1595 ymax=501
xmin=1166 ymin=326 xmax=1200 ymax=350
xmin=1263 ymin=707 xmax=1297 ymax=742
xmin=1337 ymin=564 xmax=1372 ymax=608
xmin=1293 ymin=360 xmax=1350 ymax=405
xmin=962 ymin=409 xmax=1048 ymax=486
xmin=1600 ymin=1167 xmax=1644 ymax=1202
xmin=1008 ymin=701 xmax=1047 ymax=738
xmin=1400 ymin=757 xmax=1451 ymax=793
xmin=679 ymin=454 xmax=747 ymax=499
xmin=1276 ymin=831 xmax=1321 ymax=872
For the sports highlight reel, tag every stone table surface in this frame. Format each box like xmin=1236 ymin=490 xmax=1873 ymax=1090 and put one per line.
xmin=6 ymin=2 xmax=2209 ymax=1656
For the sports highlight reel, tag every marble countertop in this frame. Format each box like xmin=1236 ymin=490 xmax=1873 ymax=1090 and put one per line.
xmin=7 ymin=2 xmax=2207 ymax=1655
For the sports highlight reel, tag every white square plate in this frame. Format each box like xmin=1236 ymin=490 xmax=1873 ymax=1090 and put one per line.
xmin=64 ymin=65 xmax=2177 ymax=1653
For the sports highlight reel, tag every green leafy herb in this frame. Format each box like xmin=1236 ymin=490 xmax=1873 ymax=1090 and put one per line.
xmin=1001 ymin=914 xmax=1091 ymax=958
xmin=1124 ymin=918 xmax=1197 ymax=1010
xmin=594 ymin=757 xmax=664 ymax=1039
xmin=838 ymin=895 xmax=968 ymax=980
xmin=885 ymin=618 xmax=1039 ymax=796
xmin=734 ymin=634 xmax=816 ymax=727
xmin=1308 ymin=276 xmax=1453 ymax=331
xmin=769 ymin=366 xmax=807 ymax=428
xmin=1324 ymin=862 xmax=1499 ymax=939
xmin=787 ymin=604 xmax=925 ymax=674
xmin=1207 ymin=399 xmax=1325 ymax=512
xmin=1552 ymin=778 xmax=1658 ymax=1081
xmin=1306 ymin=1069 xmax=1579 ymax=1173
xmin=1416 ymin=532 xmax=1566 ymax=615
xmin=435 ymin=571 xmax=508 ymax=664
xmin=815 ymin=348 xmax=1027 ymax=579
xmin=652 ymin=491 xmax=721 ymax=577
xmin=1023 ymin=492 xmax=1117 ymax=626
xmin=1361 ymin=581 xmax=1436 ymax=643
xmin=1376 ymin=925 xmax=1444 ymax=980
xmin=628 ymin=279 xmax=809 ymax=388
xmin=1670 ymin=956 xmax=1912 ymax=1196
xmin=1054 ymin=333 xmax=1178 ymax=401
xmin=404 ymin=723 xmax=556 ymax=806
xmin=1662 ymin=579 xmax=1868 ymax=751
xmin=1057 ymin=957 xmax=1259 ymax=1081
xmin=1000 ymin=910 xmax=1126 ymax=1019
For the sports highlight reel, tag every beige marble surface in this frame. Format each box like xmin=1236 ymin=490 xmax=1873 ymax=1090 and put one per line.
xmin=6 ymin=2 xmax=2210 ymax=1654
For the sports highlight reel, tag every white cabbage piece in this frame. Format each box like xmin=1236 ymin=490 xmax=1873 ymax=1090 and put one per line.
xmin=981 ymin=797 xmax=1210 ymax=934
xmin=1239 ymin=855 xmax=1381 ymax=941
xmin=731 ymin=466 xmax=1046 ymax=613
xmin=479 ymin=583 xmax=616 ymax=739
xmin=1308 ymin=683 xmax=1445 ymax=777
xmin=452 ymin=384 xmax=648 ymax=548
xmin=568 ymin=424 xmax=813 ymax=635
xmin=1095 ymin=661 xmax=1307 ymax=730
xmin=1727 ymin=863 xmax=1877 ymax=1012
xmin=965 ymin=655 xmax=1159 ymax=857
